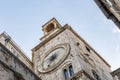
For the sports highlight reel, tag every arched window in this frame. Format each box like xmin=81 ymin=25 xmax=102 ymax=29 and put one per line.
xmin=64 ymin=69 xmax=69 ymax=80
xmin=69 ymin=65 xmax=74 ymax=77
xmin=45 ymin=23 xmax=55 ymax=32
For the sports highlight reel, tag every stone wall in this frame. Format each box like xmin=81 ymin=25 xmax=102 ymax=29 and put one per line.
xmin=0 ymin=32 xmax=33 ymax=70
xmin=0 ymin=42 xmax=41 ymax=80
xmin=0 ymin=62 xmax=14 ymax=80
xmin=111 ymin=68 xmax=120 ymax=80
xmin=94 ymin=0 xmax=120 ymax=29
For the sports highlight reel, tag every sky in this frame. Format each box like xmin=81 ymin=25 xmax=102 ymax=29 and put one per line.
xmin=0 ymin=0 xmax=120 ymax=71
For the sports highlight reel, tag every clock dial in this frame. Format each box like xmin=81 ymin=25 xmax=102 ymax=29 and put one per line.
xmin=42 ymin=48 xmax=64 ymax=69
xmin=37 ymin=43 xmax=70 ymax=73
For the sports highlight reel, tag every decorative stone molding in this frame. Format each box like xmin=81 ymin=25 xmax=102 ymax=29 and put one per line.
xmin=37 ymin=43 xmax=70 ymax=73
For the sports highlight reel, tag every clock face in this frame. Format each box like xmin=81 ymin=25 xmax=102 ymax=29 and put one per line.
xmin=37 ymin=43 xmax=70 ymax=73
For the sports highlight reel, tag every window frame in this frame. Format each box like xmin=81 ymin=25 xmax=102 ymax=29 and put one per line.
xmin=63 ymin=64 xmax=74 ymax=80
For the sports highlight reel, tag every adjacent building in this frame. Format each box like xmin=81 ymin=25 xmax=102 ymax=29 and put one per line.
xmin=0 ymin=32 xmax=41 ymax=80
xmin=111 ymin=68 xmax=120 ymax=80
xmin=94 ymin=0 xmax=120 ymax=29
xmin=0 ymin=32 xmax=33 ymax=70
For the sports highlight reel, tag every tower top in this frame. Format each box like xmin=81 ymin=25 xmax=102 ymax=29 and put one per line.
xmin=42 ymin=18 xmax=62 ymax=35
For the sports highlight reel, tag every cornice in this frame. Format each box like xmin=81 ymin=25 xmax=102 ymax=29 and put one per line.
xmin=42 ymin=17 xmax=62 ymax=28
xmin=111 ymin=68 xmax=120 ymax=76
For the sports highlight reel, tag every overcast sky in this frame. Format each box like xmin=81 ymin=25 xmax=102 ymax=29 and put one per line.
xmin=0 ymin=0 xmax=120 ymax=71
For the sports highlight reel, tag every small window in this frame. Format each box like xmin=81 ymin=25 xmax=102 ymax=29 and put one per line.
xmin=69 ymin=65 xmax=74 ymax=77
xmin=85 ymin=46 xmax=90 ymax=52
xmin=92 ymin=70 xmax=99 ymax=80
xmin=63 ymin=64 xmax=74 ymax=80
xmin=76 ymin=42 xmax=80 ymax=46
xmin=5 ymin=36 xmax=11 ymax=42
xmin=64 ymin=69 xmax=69 ymax=80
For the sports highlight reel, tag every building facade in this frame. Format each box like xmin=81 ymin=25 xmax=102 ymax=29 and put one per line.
xmin=0 ymin=32 xmax=41 ymax=80
xmin=94 ymin=0 xmax=120 ymax=29
xmin=32 ymin=18 xmax=114 ymax=80
xmin=111 ymin=68 xmax=120 ymax=80
xmin=0 ymin=32 xmax=33 ymax=70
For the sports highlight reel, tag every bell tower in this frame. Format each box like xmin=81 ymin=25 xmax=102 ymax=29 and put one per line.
xmin=32 ymin=18 xmax=113 ymax=80
xmin=40 ymin=18 xmax=62 ymax=41
xmin=42 ymin=18 xmax=61 ymax=35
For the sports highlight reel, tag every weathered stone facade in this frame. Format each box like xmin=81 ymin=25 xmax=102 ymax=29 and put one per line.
xmin=0 ymin=32 xmax=33 ymax=70
xmin=110 ymin=0 xmax=120 ymax=11
xmin=0 ymin=32 xmax=41 ymax=80
xmin=94 ymin=0 xmax=120 ymax=29
xmin=111 ymin=68 xmax=120 ymax=80
xmin=32 ymin=18 xmax=114 ymax=80
xmin=0 ymin=42 xmax=41 ymax=80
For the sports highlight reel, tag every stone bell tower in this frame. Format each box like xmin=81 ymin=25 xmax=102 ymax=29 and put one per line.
xmin=32 ymin=18 xmax=113 ymax=80
xmin=40 ymin=18 xmax=62 ymax=41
